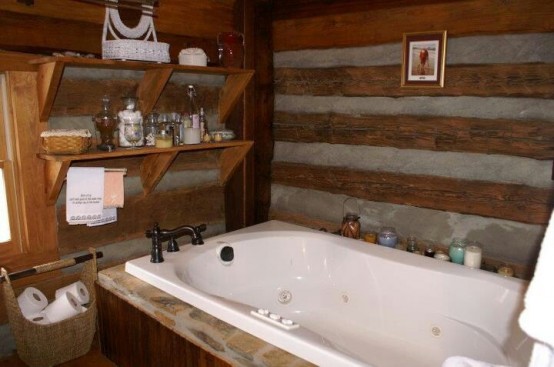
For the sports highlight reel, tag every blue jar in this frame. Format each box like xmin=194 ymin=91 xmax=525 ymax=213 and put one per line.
xmin=378 ymin=227 xmax=398 ymax=248
xmin=449 ymin=238 xmax=467 ymax=264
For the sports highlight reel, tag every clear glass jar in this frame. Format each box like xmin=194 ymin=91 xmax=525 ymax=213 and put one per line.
xmin=378 ymin=227 xmax=398 ymax=248
xmin=406 ymin=235 xmax=418 ymax=253
xmin=118 ymin=96 xmax=143 ymax=148
xmin=93 ymin=95 xmax=117 ymax=151
xmin=143 ymin=112 xmax=159 ymax=147
xmin=449 ymin=238 xmax=468 ymax=264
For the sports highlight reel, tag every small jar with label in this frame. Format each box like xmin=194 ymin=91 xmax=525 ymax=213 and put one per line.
xmin=378 ymin=227 xmax=398 ymax=248
xmin=449 ymin=238 xmax=468 ymax=264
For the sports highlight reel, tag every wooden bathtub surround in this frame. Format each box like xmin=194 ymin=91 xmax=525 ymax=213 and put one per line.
xmin=96 ymin=265 xmax=316 ymax=367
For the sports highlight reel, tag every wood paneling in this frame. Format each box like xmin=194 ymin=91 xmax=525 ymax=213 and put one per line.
xmin=0 ymin=10 xmax=220 ymax=62
xmin=252 ymin=0 xmax=274 ymax=223
xmin=272 ymin=162 xmax=554 ymax=225
xmin=273 ymin=0 xmax=464 ymax=20
xmin=57 ymin=185 xmax=224 ymax=255
xmin=275 ymin=64 xmax=554 ymax=98
xmin=0 ymin=0 xmax=235 ymax=38
xmin=96 ymin=284 xmax=232 ymax=367
xmin=2 ymin=72 xmax=58 ymax=259
xmin=273 ymin=0 xmax=554 ymax=51
xmin=274 ymin=111 xmax=554 ymax=160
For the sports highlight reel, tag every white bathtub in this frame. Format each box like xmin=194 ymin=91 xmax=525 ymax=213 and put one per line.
xmin=125 ymin=220 xmax=532 ymax=367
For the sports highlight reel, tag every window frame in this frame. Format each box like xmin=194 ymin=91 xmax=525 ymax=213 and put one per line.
xmin=0 ymin=73 xmax=23 ymax=257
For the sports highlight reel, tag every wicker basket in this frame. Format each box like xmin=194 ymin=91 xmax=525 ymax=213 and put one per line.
xmin=41 ymin=136 xmax=91 ymax=155
xmin=1 ymin=250 xmax=98 ymax=367
xmin=103 ymin=39 xmax=170 ymax=63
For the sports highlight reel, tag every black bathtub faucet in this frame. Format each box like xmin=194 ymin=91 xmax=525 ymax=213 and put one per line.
xmin=145 ymin=223 xmax=207 ymax=263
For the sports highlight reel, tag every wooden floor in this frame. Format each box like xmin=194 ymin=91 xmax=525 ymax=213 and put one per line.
xmin=0 ymin=339 xmax=116 ymax=367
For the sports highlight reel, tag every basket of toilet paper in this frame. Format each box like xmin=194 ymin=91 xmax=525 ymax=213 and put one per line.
xmin=1 ymin=249 xmax=98 ymax=367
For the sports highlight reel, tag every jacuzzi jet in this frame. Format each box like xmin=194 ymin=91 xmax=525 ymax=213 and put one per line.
xmin=431 ymin=326 xmax=441 ymax=337
xmin=278 ymin=289 xmax=292 ymax=304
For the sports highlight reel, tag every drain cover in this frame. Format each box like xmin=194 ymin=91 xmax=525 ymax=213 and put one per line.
xmin=277 ymin=289 xmax=292 ymax=304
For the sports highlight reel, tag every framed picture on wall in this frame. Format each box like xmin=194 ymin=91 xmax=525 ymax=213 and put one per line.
xmin=401 ymin=30 xmax=447 ymax=88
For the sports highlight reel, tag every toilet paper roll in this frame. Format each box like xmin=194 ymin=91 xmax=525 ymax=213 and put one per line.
xmin=27 ymin=312 xmax=51 ymax=325
xmin=42 ymin=292 xmax=82 ymax=323
xmin=17 ymin=287 xmax=48 ymax=318
xmin=55 ymin=281 xmax=90 ymax=305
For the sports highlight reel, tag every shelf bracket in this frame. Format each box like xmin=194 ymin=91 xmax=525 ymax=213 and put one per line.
xmin=218 ymin=141 xmax=253 ymax=185
xmin=218 ymin=72 xmax=254 ymax=125
xmin=140 ymin=151 xmax=180 ymax=195
xmin=44 ymin=159 xmax=71 ymax=206
xmin=137 ymin=68 xmax=173 ymax=115
xmin=37 ymin=61 xmax=65 ymax=123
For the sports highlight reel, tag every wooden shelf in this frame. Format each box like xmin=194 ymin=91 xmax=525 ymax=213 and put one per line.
xmin=30 ymin=56 xmax=255 ymax=207
xmin=39 ymin=141 xmax=253 ymax=206
xmin=30 ymin=56 xmax=254 ymax=124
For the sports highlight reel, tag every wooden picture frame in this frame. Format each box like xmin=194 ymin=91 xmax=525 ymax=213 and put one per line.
xmin=401 ymin=30 xmax=447 ymax=88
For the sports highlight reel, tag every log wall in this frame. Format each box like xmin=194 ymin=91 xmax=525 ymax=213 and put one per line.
xmin=271 ymin=0 xmax=554 ymax=273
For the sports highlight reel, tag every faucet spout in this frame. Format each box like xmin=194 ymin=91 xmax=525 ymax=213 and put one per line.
xmin=145 ymin=223 xmax=207 ymax=263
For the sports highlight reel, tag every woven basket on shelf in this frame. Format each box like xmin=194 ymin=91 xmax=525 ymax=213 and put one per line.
xmin=41 ymin=136 xmax=91 ymax=155
xmin=1 ymin=250 xmax=98 ymax=367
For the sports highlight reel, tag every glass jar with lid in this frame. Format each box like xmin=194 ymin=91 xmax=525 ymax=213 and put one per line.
xmin=449 ymin=238 xmax=468 ymax=264
xmin=143 ymin=111 xmax=159 ymax=147
xmin=378 ymin=227 xmax=398 ymax=248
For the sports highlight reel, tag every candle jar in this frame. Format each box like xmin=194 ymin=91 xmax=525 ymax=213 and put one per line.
xmin=406 ymin=235 xmax=418 ymax=253
xmin=217 ymin=32 xmax=244 ymax=68
xmin=423 ymin=242 xmax=436 ymax=258
xmin=464 ymin=241 xmax=483 ymax=269
xmin=341 ymin=213 xmax=361 ymax=239
xmin=378 ymin=227 xmax=398 ymax=248
xmin=449 ymin=238 xmax=468 ymax=264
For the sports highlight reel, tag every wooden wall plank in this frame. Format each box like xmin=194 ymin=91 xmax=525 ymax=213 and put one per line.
xmin=273 ymin=0 xmax=464 ymax=20
xmin=252 ymin=0 xmax=274 ymax=223
xmin=274 ymin=112 xmax=554 ymax=160
xmin=51 ymin=79 xmax=220 ymax=117
xmin=272 ymin=162 xmax=554 ymax=225
xmin=275 ymin=64 xmax=554 ymax=98
xmin=0 ymin=10 xmax=219 ymax=62
xmin=57 ymin=185 xmax=224 ymax=255
xmin=0 ymin=0 xmax=235 ymax=38
xmin=273 ymin=0 xmax=554 ymax=51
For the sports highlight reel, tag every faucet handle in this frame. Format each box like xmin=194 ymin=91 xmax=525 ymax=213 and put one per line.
xmin=195 ymin=224 xmax=207 ymax=234
xmin=145 ymin=222 xmax=160 ymax=238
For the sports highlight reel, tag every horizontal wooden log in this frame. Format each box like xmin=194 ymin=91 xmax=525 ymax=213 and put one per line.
xmin=51 ymin=79 xmax=220 ymax=117
xmin=272 ymin=162 xmax=554 ymax=224
xmin=0 ymin=0 xmax=234 ymax=38
xmin=273 ymin=0 xmax=554 ymax=51
xmin=274 ymin=112 xmax=554 ymax=160
xmin=274 ymin=0 xmax=463 ymax=20
xmin=0 ymin=10 xmax=219 ymax=62
xmin=275 ymin=64 xmax=554 ymax=98
xmin=57 ymin=184 xmax=224 ymax=254
xmin=71 ymin=151 xmax=220 ymax=176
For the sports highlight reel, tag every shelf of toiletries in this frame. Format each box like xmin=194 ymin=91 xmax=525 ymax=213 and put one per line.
xmin=30 ymin=56 xmax=254 ymax=206
xmin=39 ymin=140 xmax=253 ymax=206
xmin=30 ymin=56 xmax=254 ymax=124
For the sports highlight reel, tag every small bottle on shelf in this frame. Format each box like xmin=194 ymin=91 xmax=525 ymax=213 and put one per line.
xmin=199 ymin=107 xmax=210 ymax=142
xmin=186 ymin=85 xmax=200 ymax=129
xmin=406 ymin=235 xmax=418 ymax=253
